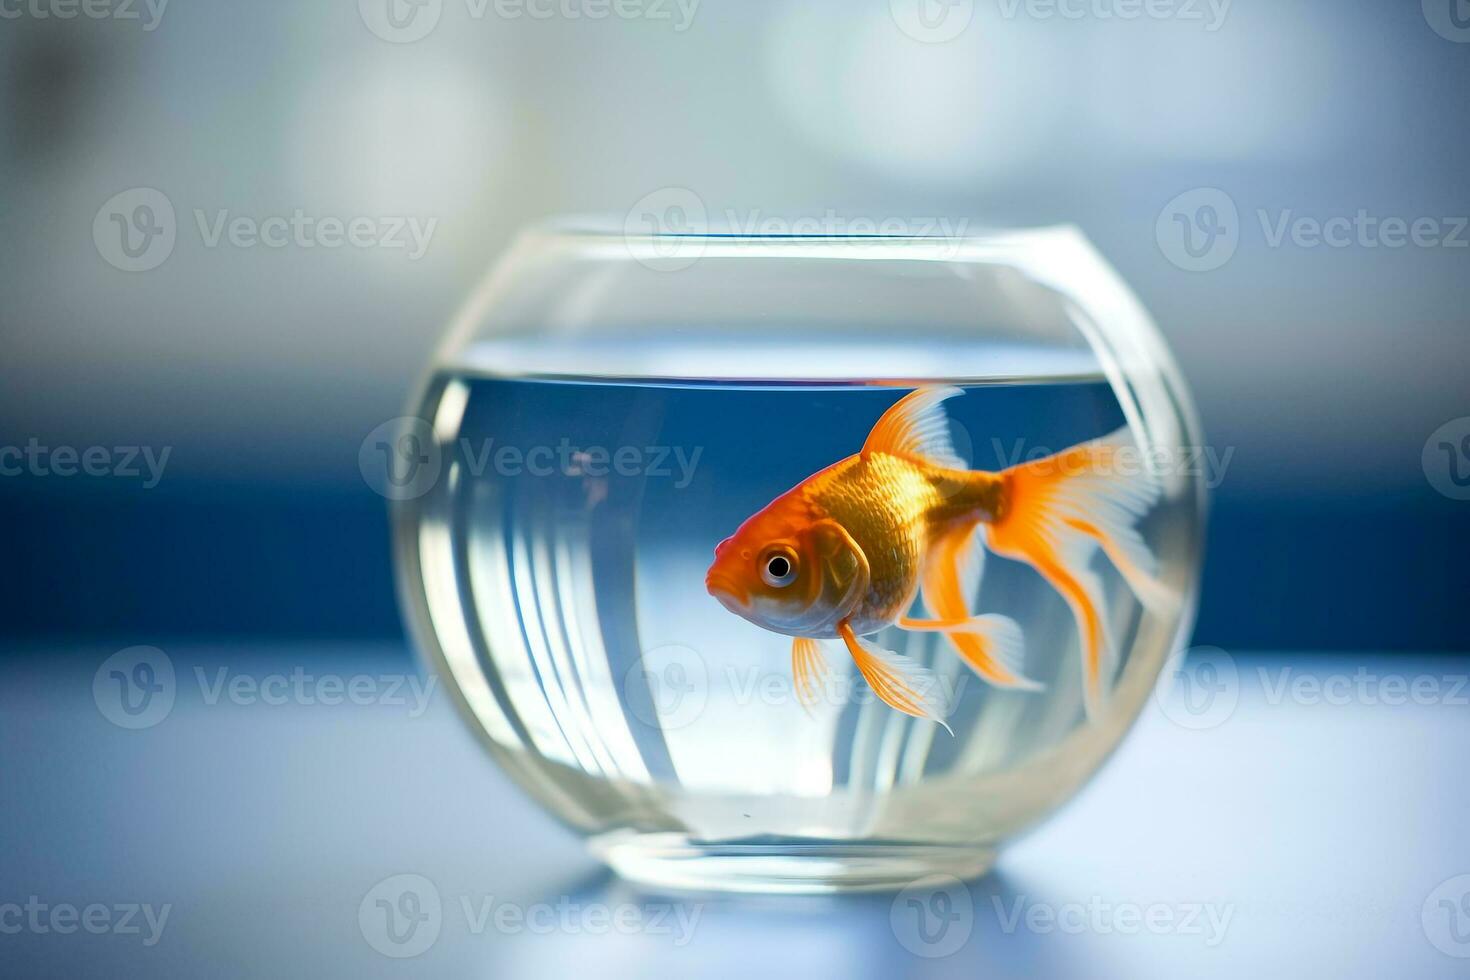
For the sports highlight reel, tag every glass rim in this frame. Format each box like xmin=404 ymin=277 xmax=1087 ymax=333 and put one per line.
xmin=530 ymin=213 xmax=1085 ymax=245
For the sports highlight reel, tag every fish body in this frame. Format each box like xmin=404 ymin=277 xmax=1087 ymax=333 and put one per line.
xmin=705 ymin=386 xmax=1174 ymax=726
xmin=760 ymin=450 xmax=1003 ymax=635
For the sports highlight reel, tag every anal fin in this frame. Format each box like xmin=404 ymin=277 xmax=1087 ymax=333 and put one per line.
xmin=920 ymin=520 xmax=1040 ymax=690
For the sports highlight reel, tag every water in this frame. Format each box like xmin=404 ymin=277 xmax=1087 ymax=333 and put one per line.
xmin=395 ymin=371 xmax=1199 ymax=890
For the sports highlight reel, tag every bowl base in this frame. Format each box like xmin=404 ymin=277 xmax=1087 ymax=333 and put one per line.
xmin=589 ymin=833 xmax=996 ymax=895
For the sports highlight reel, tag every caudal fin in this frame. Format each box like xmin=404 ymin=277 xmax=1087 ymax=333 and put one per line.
xmin=985 ymin=429 xmax=1175 ymax=718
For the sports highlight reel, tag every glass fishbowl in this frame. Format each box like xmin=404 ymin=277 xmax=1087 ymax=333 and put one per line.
xmin=390 ymin=221 xmax=1205 ymax=893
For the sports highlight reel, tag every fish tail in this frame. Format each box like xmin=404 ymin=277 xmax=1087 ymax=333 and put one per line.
xmin=984 ymin=428 xmax=1176 ymax=719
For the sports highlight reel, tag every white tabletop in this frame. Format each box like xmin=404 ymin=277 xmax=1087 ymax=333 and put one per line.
xmin=4 ymin=644 xmax=1467 ymax=978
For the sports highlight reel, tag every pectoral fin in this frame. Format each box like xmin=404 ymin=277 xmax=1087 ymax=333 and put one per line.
xmin=837 ymin=620 xmax=952 ymax=734
xmin=791 ymin=637 xmax=829 ymax=712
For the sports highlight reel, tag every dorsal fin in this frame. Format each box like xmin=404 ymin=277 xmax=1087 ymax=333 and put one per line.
xmin=861 ymin=385 xmax=967 ymax=469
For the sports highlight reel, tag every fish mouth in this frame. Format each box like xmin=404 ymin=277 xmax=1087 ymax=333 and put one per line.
xmin=705 ymin=568 xmax=750 ymax=613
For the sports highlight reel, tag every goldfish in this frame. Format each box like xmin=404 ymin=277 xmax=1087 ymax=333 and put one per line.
xmin=704 ymin=385 xmax=1174 ymax=727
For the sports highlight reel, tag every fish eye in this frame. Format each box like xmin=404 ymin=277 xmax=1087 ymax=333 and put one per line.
xmin=759 ymin=547 xmax=798 ymax=587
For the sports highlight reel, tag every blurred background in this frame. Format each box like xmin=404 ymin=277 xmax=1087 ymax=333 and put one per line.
xmin=2 ymin=0 xmax=1467 ymax=652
